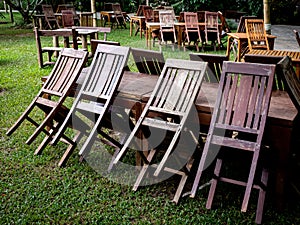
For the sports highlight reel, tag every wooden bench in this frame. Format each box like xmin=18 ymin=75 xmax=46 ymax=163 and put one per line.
xmin=34 ymin=27 xmax=78 ymax=68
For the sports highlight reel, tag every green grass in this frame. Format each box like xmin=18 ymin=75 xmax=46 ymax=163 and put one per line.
xmin=0 ymin=13 xmax=299 ymax=224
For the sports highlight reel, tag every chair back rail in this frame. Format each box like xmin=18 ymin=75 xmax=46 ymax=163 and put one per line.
xmin=131 ymin=48 xmax=165 ymax=75
xmin=189 ymin=53 xmax=229 ymax=82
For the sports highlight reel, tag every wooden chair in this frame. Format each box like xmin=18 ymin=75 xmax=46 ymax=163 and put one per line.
xmin=245 ymin=19 xmax=269 ymax=51
xmin=61 ymin=10 xmax=74 ymax=28
xmin=6 ymin=48 xmax=88 ymax=153
xmin=131 ymin=48 xmax=165 ymax=75
xmin=42 ymin=4 xmax=60 ymax=29
xmin=203 ymin=11 xmax=221 ymax=51
xmin=278 ymin=56 xmax=300 ymax=196
xmin=190 ymin=61 xmax=276 ymax=224
xmin=278 ymin=56 xmax=300 ymax=111
xmin=113 ymin=59 xmax=207 ymax=203
xmin=217 ymin=11 xmax=231 ymax=49
xmin=112 ymin=3 xmax=126 ymax=29
xmin=34 ymin=27 xmax=78 ymax=68
xmin=159 ymin=10 xmax=177 ymax=47
xmin=50 ymin=44 xmax=130 ymax=167
xmin=293 ymin=29 xmax=300 ymax=48
xmin=189 ymin=53 xmax=229 ymax=83
xmin=134 ymin=5 xmax=147 ymax=36
xmin=182 ymin=12 xmax=202 ymax=52
xmin=90 ymin=39 xmax=120 ymax=56
xmin=230 ymin=15 xmax=257 ymax=61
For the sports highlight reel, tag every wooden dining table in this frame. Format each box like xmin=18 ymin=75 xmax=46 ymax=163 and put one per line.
xmin=145 ymin=21 xmax=222 ymax=49
xmin=226 ymin=32 xmax=277 ymax=61
xmin=44 ymin=69 xmax=298 ymax=209
xmin=129 ymin=15 xmax=145 ymax=38
xmin=53 ymin=27 xmax=110 ymax=53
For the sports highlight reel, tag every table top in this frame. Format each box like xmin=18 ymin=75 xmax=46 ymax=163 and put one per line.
xmin=246 ymin=49 xmax=300 ymax=62
xmin=227 ymin=32 xmax=277 ymax=40
xmin=43 ymin=69 xmax=297 ymax=125
xmin=77 ymin=70 xmax=298 ymax=125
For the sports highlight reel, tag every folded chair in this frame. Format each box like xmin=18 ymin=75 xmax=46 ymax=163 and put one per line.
xmin=113 ymin=59 xmax=207 ymax=203
xmin=6 ymin=48 xmax=88 ymax=151
xmin=131 ymin=48 xmax=165 ymax=75
xmin=51 ymin=44 xmax=130 ymax=167
xmin=190 ymin=61 xmax=276 ymax=224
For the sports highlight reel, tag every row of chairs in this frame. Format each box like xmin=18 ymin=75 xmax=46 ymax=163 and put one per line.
xmin=41 ymin=4 xmax=80 ymax=29
xmin=6 ymin=43 xmax=300 ymax=224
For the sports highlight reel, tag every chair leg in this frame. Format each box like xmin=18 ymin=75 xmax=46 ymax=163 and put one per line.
xmin=242 ymin=150 xmax=260 ymax=212
xmin=206 ymin=158 xmax=222 ymax=209
xmin=255 ymin=168 xmax=268 ymax=224
xmin=58 ymin=131 xmax=83 ymax=167
xmin=133 ymin=149 xmax=156 ymax=191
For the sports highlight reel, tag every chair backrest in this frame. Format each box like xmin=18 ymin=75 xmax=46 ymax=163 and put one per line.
xmin=112 ymin=3 xmax=122 ymax=15
xmin=65 ymin=5 xmax=80 ymax=24
xmin=184 ymin=12 xmax=199 ymax=30
xmin=77 ymin=44 xmax=130 ymax=105
xmin=237 ymin=15 xmax=257 ymax=33
xmin=244 ymin=54 xmax=285 ymax=90
xmin=103 ymin=3 xmax=113 ymax=11
xmin=90 ymin=39 xmax=120 ymax=56
xmin=245 ymin=19 xmax=269 ymax=51
xmin=131 ymin=48 xmax=165 ymax=75
xmin=61 ymin=10 xmax=74 ymax=27
xmin=197 ymin=11 xmax=205 ymax=22
xmin=217 ymin=11 xmax=231 ymax=33
xmin=143 ymin=6 xmax=154 ymax=22
xmin=43 ymin=48 xmax=88 ymax=95
xmin=42 ymin=4 xmax=60 ymax=29
xmin=278 ymin=56 xmax=300 ymax=111
xmin=159 ymin=10 xmax=177 ymax=43
xmin=189 ymin=53 xmax=229 ymax=83
xmin=209 ymin=61 xmax=275 ymax=150
xmin=147 ymin=58 xmax=207 ymax=114
xmin=204 ymin=11 xmax=219 ymax=31
xmin=294 ymin=29 xmax=300 ymax=47
xmin=136 ymin=5 xmax=147 ymax=16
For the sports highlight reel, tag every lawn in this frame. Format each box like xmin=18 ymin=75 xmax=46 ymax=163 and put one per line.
xmin=0 ymin=13 xmax=299 ymax=224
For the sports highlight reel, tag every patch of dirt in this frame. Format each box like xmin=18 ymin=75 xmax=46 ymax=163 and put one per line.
xmin=0 ymin=88 xmax=7 ymax=96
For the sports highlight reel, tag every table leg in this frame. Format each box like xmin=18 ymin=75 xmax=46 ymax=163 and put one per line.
xmin=130 ymin=18 xmax=133 ymax=36
xmin=268 ymin=123 xmax=293 ymax=210
xmin=139 ymin=19 xmax=143 ymax=39
xmin=81 ymin=34 xmax=88 ymax=50
xmin=226 ymin=36 xmax=232 ymax=59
